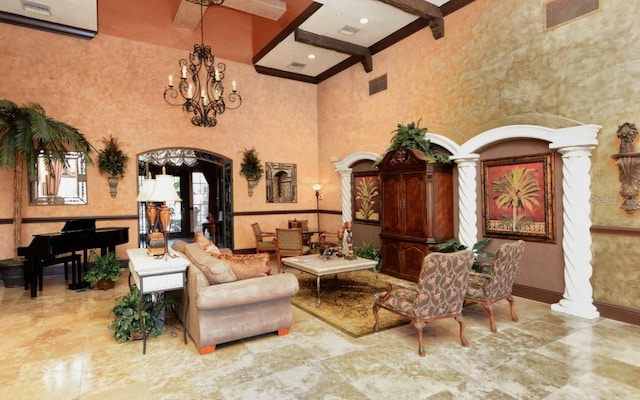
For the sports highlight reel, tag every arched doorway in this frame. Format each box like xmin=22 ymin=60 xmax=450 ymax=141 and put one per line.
xmin=137 ymin=148 xmax=233 ymax=248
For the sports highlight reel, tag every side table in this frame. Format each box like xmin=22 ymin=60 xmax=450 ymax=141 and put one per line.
xmin=127 ymin=248 xmax=189 ymax=354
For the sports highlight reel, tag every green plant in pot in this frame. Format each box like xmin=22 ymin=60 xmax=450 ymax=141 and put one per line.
xmin=109 ymin=286 xmax=165 ymax=342
xmin=239 ymin=147 xmax=264 ymax=197
xmin=84 ymin=251 xmax=122 ymax=290
xmin=0 ymin=100 xmax=94 ymax=259
xmin=375 ymin=119 xmax=450 ymax=166
xmin=354 ymin=242 xmax=382 ymax=271
xmin=97 ymin=135 xmax=129 ymax=198
xmin=436 ymin=237 xmax=494 ymax=273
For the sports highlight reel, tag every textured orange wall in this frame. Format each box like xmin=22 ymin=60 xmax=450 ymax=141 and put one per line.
xmin=0 ymin=23 xmax=318 ymax=257
xmin=316 ymin=0 xmax=640 ymax=309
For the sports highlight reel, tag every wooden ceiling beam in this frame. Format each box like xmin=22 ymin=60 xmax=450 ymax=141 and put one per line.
xmin=376 ymin=0 xmax=445 ymax=39
xmin=294 ymin=29 xmax=373 ymax=73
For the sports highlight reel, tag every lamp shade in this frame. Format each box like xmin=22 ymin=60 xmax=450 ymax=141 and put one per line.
xmin=312 ymin=183 xmax=322 ymax=191
xmin=147 ymin=174 xmax=181 ymax=202
xmin=136 ymin=178 xmax=156 ymax=202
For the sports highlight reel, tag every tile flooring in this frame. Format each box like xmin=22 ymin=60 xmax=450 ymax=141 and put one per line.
xmin=1 ymin=264 xmax=640 ymax=399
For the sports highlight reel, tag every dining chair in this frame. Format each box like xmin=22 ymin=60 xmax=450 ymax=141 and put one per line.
xmin=275 ymin=228 xmax=311 ymax=272
xmin=251 ymin=223 xmax=276 ymax=254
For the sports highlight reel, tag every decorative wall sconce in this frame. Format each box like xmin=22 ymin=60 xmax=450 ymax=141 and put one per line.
xmin=612 ymin=122 xmax=640 ymax=214
xmin=312 ymin=183 xmax=322 ymax=232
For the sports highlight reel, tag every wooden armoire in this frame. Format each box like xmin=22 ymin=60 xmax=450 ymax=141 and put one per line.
xmin=379 ymin=148 xmax=454 ymax=282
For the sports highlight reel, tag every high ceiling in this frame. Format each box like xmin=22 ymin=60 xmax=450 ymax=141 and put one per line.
xmin=0 ymin=0 xmax=474 ymax=84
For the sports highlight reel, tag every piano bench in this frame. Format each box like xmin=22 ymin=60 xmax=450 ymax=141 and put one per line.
xmin=41 ymin=254 xmax=82 ymax=283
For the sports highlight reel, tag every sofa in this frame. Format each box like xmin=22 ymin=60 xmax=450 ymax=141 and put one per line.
xmin=172 ymin=240 xmax=299 ymax=355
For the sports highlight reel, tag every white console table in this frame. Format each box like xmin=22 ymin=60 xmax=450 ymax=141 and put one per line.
xmin=127 ymin=248 xmax=189 ymax=354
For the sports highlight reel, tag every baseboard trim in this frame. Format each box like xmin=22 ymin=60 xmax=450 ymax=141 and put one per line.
xmin=512 ymin=284 xmax=639 ymax=326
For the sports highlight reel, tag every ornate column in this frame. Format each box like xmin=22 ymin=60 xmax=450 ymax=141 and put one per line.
xmin=337 ymin=168 xmax=353 ymax=224
xmin=452 ymin=154 xmax=480 ymax=248
xmin=549 ymin=144 xmax=600 ymax=319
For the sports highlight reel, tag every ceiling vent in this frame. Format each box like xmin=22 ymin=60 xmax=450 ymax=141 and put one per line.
xmin=338 ymin=25 xmax=360 ymax=36
xmin=287 ymin=62 xmax=306 ymax=70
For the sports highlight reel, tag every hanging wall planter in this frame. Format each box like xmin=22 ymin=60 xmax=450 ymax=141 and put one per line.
xmin=97 ymin=135 xmax=129 ymax=198
xmin=239 ymin=148 xmax=264 ymax=197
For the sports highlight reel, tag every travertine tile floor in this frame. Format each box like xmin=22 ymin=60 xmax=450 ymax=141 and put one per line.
xmin=1 ymin=267 xmax=639 ymax=400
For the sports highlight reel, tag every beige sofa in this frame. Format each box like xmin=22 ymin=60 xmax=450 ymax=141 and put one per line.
xmin=174 ymin=241 xmax=299 ymax=354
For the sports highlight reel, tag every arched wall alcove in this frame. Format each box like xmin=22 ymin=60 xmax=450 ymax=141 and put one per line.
xmin=334 ymin=124 xmax=601 ymax=320
xmin=137 ymin=148 xmax=234 ymax=248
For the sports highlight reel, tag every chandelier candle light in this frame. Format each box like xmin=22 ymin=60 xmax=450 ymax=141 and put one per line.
xmin=163 ymin=0 xmax=242 ymax=127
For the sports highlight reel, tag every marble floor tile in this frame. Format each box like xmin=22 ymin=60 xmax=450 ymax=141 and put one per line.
xmin=1 ymin=270 xmax=639 ymax=399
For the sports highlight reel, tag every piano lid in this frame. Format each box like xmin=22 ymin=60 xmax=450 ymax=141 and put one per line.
xmin=60 ymin=218 xmax=96 ymax=233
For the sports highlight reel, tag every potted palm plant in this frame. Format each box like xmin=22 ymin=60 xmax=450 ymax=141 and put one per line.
xmin=0 ymin=100 xmax=94 ymax=260
xmin=97 ymin=135 xmax=129 ymax=198
xmin=239 ymin=147 xmax=264 ymax=197
xmin=84 ymin=251 xmax=122 ymax=290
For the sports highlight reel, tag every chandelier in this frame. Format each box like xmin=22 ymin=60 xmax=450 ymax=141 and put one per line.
xmin=163 ymin=0 xmax=242 ymax=127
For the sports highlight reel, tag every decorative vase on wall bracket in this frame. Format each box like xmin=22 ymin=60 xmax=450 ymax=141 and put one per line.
xmin=108 ymin=176 xmax=118 ymax=198
xmin=247 ymin=177 xmax=258 ymax=197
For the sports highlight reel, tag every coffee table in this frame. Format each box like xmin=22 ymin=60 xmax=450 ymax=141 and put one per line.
xmin=281 ymin=254 xmax=377 ymax=306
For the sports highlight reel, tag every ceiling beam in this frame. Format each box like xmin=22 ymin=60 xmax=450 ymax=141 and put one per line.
xmin=375 ymin=0 xmax=445 ymax=39
xmin=223 ymin=0 xmax=287 ymax=21
xmin=172 ymin=1 xmax=203 ymax=30
xmin=294 ymin=29 xmax=372 ymax=73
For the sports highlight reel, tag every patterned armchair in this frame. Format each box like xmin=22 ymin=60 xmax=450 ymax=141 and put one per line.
xmin=251 ymin=223 xmax=276 ymax=254
xmin=465 ymin=240 xmax=526 ymax=333
xmin=373 ymin=250 xmax=475 ymax=356
xmin=275 ymin=228 xmax=311 ymax=272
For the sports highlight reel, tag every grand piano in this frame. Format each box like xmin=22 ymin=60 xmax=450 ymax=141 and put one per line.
xmin=18 ymin=218 xmax=129 ymax=298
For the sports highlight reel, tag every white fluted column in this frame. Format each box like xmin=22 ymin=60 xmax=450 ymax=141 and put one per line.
xmin=452 ymin=155 xmax=480 ymax=248
xmin=550 ymin=144 xmax=600 ymax=319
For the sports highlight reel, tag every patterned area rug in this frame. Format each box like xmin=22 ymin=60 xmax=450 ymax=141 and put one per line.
xmin=291 ymin=269 xmax=411 ymax=337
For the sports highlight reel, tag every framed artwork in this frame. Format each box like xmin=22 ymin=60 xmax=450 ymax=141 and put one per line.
xmin=266 ymin=162 xmax=297 ymax=203
xmin=482 ymin=153 xmax=555 ymax=243
xmin=352 ymin=172 xmax=380 ymax=224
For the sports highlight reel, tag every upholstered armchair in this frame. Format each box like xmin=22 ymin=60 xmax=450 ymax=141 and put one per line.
xmin=275 ymin=228 xmax=311 ymax=272
xmin=373 ymin=250 xmax=475 ymax=356
xmin=465 ymin=240 xmax=526 ymax=333
xmin=251 ymin=223 xmax=276 ymax=254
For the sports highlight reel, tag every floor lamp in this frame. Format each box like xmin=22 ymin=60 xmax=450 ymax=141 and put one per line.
xmin=312 ymin=183 xmax=322 ymax=234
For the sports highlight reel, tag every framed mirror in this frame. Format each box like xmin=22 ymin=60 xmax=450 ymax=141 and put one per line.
xmin=266 ymin=162 xmax=297 ymax=203
xmin=29 ymin=152 xmax=88 ymax=205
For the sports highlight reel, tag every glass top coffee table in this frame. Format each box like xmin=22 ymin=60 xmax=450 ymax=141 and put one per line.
xmin=281 ymin=254 xmax=377 ymax=306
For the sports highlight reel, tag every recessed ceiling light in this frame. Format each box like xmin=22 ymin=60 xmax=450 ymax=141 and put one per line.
xmin=360 ymin=18 xmax=369 ymax=24
xmin=308 ymin=54 xmax=316 ymax=60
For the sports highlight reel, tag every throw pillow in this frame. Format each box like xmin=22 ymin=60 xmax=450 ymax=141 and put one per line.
xmin=184 ymin=243 xmax=237 ymax=285
xmin=218 ymin=253 xmax=271 ymax=280
xmin=194 ymin=231 xmax=221 ymax=255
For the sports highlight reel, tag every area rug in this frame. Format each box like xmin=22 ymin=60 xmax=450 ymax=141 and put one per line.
xmin=291 ymin=269 xmax=411 ymax=337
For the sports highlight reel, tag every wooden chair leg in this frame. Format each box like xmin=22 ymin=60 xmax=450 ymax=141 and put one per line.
xmin=455 ymin=315 xmax=469 ymax=347
xmin=372 ymin=303 xmax=381 ymax=331
xmin=414 ymin=321 xmax=427 ymax=357
xmin=507 ymin=295 xmax=519 ymax=322
xmin=480 ymin=302 xmax=497 ymax=333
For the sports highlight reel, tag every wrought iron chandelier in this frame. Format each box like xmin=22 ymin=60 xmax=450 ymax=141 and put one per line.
xmin=163 ymin=0 xmax=242 ymax=127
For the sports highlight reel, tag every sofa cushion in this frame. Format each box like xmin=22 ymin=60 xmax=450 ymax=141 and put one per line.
xmin=184 ymin=243 xmax=237 ymax=285
xmin=171 ymin=240 xmax=188 ymax=254
xmin=217 ymin=253 xmax=271 ymax=280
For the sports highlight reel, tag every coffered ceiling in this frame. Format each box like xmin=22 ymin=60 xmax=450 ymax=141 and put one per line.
xmin=0 ymin=0 xmax=474 ymax=83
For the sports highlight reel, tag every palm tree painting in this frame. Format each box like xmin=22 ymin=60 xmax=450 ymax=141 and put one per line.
xmin=353 ymin=175 xmax=380 ymax=223
xmin=483 ymin=154 xmax=555 ymax=242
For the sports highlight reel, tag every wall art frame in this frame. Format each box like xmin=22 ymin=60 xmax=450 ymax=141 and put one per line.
xmin=352 ymin=171 xmax=380 ymax=224
xmin=482 ymin=153 xmax=555 ymax=243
